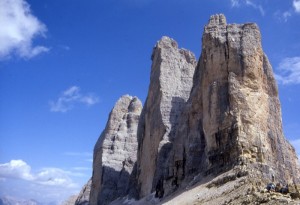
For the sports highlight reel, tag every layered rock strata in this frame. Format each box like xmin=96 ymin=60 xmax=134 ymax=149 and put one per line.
xmin=136 ymin=36 xmax=196 ymax=198
xmin=89 ymin=95 xmax=142 ymax=205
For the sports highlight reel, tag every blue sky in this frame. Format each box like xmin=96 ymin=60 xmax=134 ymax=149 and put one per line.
xmin=0 ymin=0 xmax=300 ymax=203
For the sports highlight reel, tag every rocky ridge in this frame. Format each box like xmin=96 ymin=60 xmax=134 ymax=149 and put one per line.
xmin=77 ymin=14 xmax=300 ymax=205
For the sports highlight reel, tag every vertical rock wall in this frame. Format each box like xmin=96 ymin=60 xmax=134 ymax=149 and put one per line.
xmin=87 ymin=14 xmax=300 ymax=204
xmin=89 ymin=95 xmax=142 ymax=205
xmin=165 ymin=14 xmax=300 ymax=195
xmin=136 ymin=36 xmax=196 ymax=198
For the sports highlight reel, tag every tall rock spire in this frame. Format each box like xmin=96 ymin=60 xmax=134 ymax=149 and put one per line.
xmin=136 ymin=36 xmax=196 ymax=198
xmin=165 ymin=14 xmax=300 ymax=194
xmin=89 ymin=95 xmax=142 ymax=205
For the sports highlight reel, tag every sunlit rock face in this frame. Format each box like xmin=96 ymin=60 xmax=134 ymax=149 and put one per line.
xmin=164 ymin=14 xmax=300 ymax=195
xmin=89 ymin=95 xmax=142 ymax=205
xmin=88 ymin=14 xmax=300 ymax=205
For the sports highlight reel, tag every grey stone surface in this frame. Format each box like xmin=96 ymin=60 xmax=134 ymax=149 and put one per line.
xmin=164 ymin=13 xmax=300 ymax=196
xmin=89 ymin=95 xmax=142 ymax=205
xmin=136 ymin=36 xmax=196 ymax=198
xmin=87 ymin=14 xmax=300 ymax=205
xmin=60 ymin=195 xmax=78 ymax=205
xmin=75 ymin=178 xmax=91 ymax=205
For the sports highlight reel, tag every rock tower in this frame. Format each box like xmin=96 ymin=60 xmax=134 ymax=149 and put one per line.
xmin=82 ymin=14 xmax=300 ymax=205
xmin=89 ymin=95 xmax=142 ymax=205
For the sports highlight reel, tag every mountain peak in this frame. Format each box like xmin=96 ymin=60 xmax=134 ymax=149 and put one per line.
xmin=78 ymin=14 xmax=300 ymax=205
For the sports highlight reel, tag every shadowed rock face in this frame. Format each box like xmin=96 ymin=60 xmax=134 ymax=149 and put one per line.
xmin=136 ymin=36 xmax=196 ymax=198
xmin=89 ymin=95 xmax=142 ymax=205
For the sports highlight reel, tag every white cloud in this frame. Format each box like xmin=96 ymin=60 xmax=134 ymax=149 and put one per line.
xmin=35 ymin=168 xmax=79 ymax=188
xmin=0 ymin=160 xmax=80 ymax=187
xmin=0 ymin=0 xmax=49 ymax=59
xmin=0 ymin=160 xmax=34 ymax=181
xmin=293 ymin=0 xmax=300 ymax=13
xmin=50 ymin=86 xmax=99 ymax=113
xmin=230 ymin=0 xmax=265 ymax=16
xmin=0 ymin=159 xmax=83 ymax=204
xmin=275 ymin=57 xmax=300 ymax=85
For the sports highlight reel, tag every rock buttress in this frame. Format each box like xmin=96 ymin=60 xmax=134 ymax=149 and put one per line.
xmin=165 ymin=14 xmax=300 ymax=194
xmin=89 ymin=95 xmax=142 ymax=205
xmin=136 ymin=36 xmax=196 ymax=198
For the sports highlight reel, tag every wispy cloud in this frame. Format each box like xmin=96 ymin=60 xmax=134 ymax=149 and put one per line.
xmin=275 ymin=57 xmax=300 ymax=85
xmin=0 ymin=0 xmax=49 ymax=60
xmin=58 ymin=45 xmax=71 ymax=51
xmin=50 ymin=86 xmax=99 ymax=113
xmin=275 ymin=0 xmax=299 ymax=23
xmin=294 ymin=0 xmax=300 ymax=13
xmin=282 ymin=11 xmax=292 ymax=22
xmin=245 ymin=0 xmax=265 ymax=16
xmin=230 ymin=0 xmax=240 ymax=7
xmin=230 ymin=0 xmax=265 ymax=16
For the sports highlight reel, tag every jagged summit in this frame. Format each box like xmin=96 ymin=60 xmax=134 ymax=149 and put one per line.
xmin=208 ymin=13 xmax=227 ymax=26
xmin=152 ymin=36 xmax=196 ymax=64
xmin=77 ymin=14 xmax=300 ymax=205
xmin=157 ymin=36 xmax=178 ymax=48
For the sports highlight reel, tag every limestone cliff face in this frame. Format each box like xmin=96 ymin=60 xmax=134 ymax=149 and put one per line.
xmin=88 ymin=14 xmax=300 ymax=205
xmin=75 ymin=179 xmax=91 ymax=205
xmin=136 ymin=36 xmax=196 ymax=198
xmin=89 ymin=95 xmax=142 ymax=205
xmin=164 ymin=14 xmax=300 ymax=195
